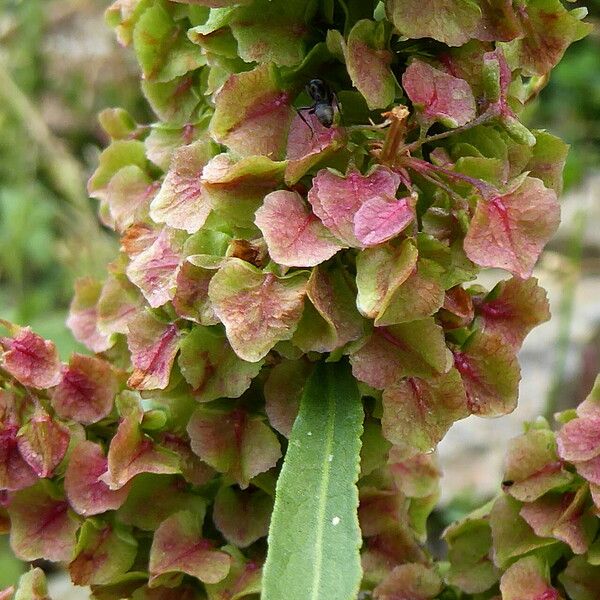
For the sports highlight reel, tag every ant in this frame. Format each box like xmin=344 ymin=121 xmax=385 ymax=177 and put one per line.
xmin=296 ymin=78 xmax=341 ymax=132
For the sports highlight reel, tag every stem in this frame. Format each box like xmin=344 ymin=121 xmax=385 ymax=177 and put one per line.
xmin=406 ymin=157 xmax=494 ymax=197
xmin=401 ymin=109 xmax=497 ymax=154
xmin=370 ymin=106 xmax=412 ymax=166
xmin=0 ymin=59 xmax=84 ymax=208
xmin=409 ymin=168 xmax=466 ymax=206
xmin=346 ymin=121 xmax=390 ymax=132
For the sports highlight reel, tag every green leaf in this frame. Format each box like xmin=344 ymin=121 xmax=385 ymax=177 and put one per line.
xmin=263 ymin=361 xmax=363 ymax=600
xmin=69 ymin=520 xmax=137 ymax=585
xmin=187 ymin=405 xmax=281 ymax=488
xmin=559 ymin=556 xmax=600 ymax=600
xmin=385 ymin=0 xmax=481 ymax=46
xmin=526 ymin=130 xmax=569 ymax=194
xmin=133 ymin=3 xmax=205 ymax=83
xmin=149 ymin=511 xmax=231 ymax=586
xmin=490 ymin=494 xmax=557 ymax=568
xmin=105 ymin=0 xmax=153 ymax=46
xmin=14 ymin=568 xmax=50 ymax=600
xmin=209 ymin=64 xmax=293 ymax=159
xmin=178 ymin=326 xmax=264 ymax=402
xmin=500 ymin=0 xmax=592 ymax=76
xmin=197 ymin=0 xmax=316 ymax=67
xmin=346 ymin=19 xmax=396 ymax=110
xmin=208 ymin=260 xmax=309 ymax=362
xmin=142 ymin=75 xmax=200 ymax=125
xmin=500 ymin=555 xmax=559 ymax=600
xmin=87 ymin=140 xmax=147 ymax=202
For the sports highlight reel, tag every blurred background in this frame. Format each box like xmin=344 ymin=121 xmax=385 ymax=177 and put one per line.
xmin=0 ymin=0 xmax=598 ymax=593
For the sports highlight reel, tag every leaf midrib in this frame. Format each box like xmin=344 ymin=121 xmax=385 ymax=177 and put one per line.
xmin=309 ymin=376 xmax=336 ymax=600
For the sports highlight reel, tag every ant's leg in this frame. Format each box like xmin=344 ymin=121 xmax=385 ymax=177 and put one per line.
xmin=332 ymin=92 xmax=344 ymax=127
xmin=294 ymin=106 xmax=316 ymax=137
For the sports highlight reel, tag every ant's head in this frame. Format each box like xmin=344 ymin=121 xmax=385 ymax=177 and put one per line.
xmin=306 ymin=78 xmax=330 ymax=103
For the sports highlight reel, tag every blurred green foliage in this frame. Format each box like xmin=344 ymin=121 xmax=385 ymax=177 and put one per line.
xmin=525 ymin=3 xmax=600 ymax=189
xmin=0 ymin=184 xmax=73 ymax=347
xmin=0 ymin=536 xmax=25 ymax=589
xmin=0 ymin=1 xmax=69 ymax=348
xmin=0 ymin=0 xmax=149 ymax=358
xmin=0 ymin=2 xmax=149 ymax=584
